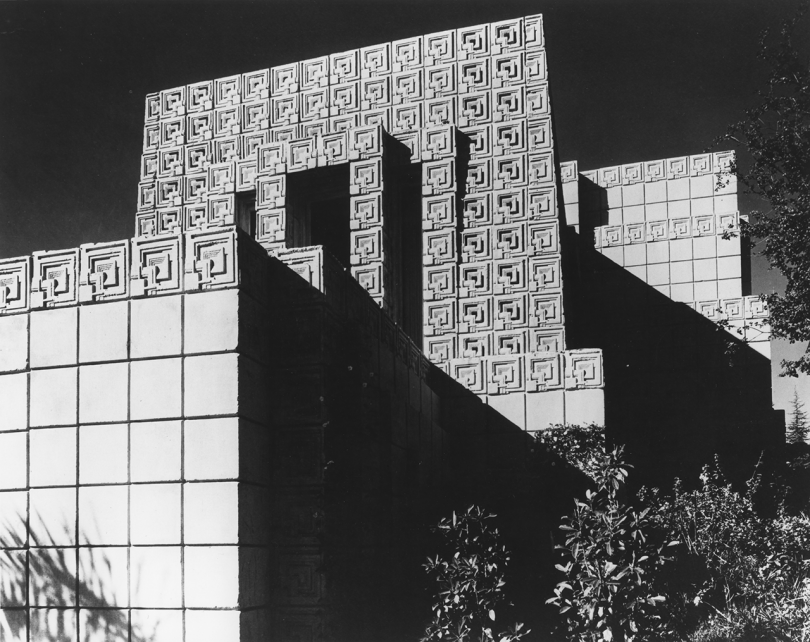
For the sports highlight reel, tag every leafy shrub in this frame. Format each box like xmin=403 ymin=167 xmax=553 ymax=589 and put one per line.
xmin=534 ymin=423 xmax=606 ymax=479
xmin=544 ymin=424 xmax=810 ymax=642
xmin=642 ymin=459 xmax=810 ymax=641
xmin=547 ymin=445 xmax=676 ymax=642
xmin=421 ymin=505 xmax=529 ymax=642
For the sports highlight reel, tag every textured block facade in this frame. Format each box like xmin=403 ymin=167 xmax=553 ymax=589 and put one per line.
xmin=560 ymin=154 xmax=768 ymax=358
xmin=0 ymin=12 xmax=780 ymax=642
xmin=131 ymin=14 xmax=607 ymax=432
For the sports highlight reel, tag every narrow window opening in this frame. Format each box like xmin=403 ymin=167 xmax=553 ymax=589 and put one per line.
xmin=235 ymin=190 xmax=256 ymax=236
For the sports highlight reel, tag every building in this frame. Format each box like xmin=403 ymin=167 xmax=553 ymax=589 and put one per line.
xmin=0 ymin=14 xmax=780 ymax=642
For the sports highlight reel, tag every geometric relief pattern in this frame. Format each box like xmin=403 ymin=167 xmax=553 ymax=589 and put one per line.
xmin=0 ymin=228 xmax=252 ymax=309
xmin=131 ymin=235 xmax=183 ymax=297
xmin=79 ymin=241 xmax=130 ymax=302
xmin=580 ymin=148 xmax=766 ymax=341
xmin=0 ymin=227 xmax=251 ymax=314
xmin=0 ymin=256 xmax=31 ymax=314
xmin=31 ymin=249 xmax=79 ymax=308
xmin=131 ymin=14 xmax=606 ymax=418
xmin=184 ymin=228 xmax=239 ymax=290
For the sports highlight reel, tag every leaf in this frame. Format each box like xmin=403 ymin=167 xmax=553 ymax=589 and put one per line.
xmin=489 ymin=609 xmax=496 ymax=621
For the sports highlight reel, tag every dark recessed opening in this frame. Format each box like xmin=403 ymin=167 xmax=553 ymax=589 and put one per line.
xmin=281 ymin=151 xmax=423 ymax=342
xmin=310 ymin=196 xmax=351 ymax=268
xmin=236 ymin=190 xmax=256 ymax=236
xmin=399 ymin=163 xmax=423 ymax=342
xmin=286 ymin=165 xmax=351 ymax=268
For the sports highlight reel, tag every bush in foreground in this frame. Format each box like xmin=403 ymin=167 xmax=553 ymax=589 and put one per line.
xmin=421 ymin=506 xmax=529 ymax=642
xmin=543 ymin=425 xmax=810 ymax=642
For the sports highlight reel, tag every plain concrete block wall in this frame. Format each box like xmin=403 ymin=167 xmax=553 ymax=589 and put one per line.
xmin=185 ymin=417 xmax=240 ymax=480
xmin=184 ymin=546 xmax=240 ymax=608
xmin=129 ymin=546 xmax=183 ymax=607
xmin=79 ymin=301 xmax=128 ymax=363
xmin=131 ymin=295 xmax=182 ymax=358
xmin=0 ymin=432 xmax=27 ymax=489
xmin=30 ymin=308 xmax=77 ymax=368
xmin=131 ymin=357 xmax=183 ymax=420
xmin=0 ymin=315 xmax=28 ymax=372
xmin=565 ymin=388 xmax=605 ymax=426
xmin=130 ymin=420 xmax=182 ymax=482
xmin=29 ymin=367 xmax=77 ymax=427
xmin=79 ymin=362 xmax=129 ymax=423
xmin=29 ymin=487 xmax=76 ymax=546
xmin=0 ymin=373 xmax=28 ymax=431
xmin=184 ymin=482 xmax=240 ymax=544
xmin=79 ymin=423 xmax=128 ymax=484
xmin=184 ymin=353 xmax=239 ymax=417
xmin=0 ymin=286 xmax=271 ymax=642
xmin=131 ymin=606 xmax=183 ymax=641
xmin=130 ymin=484 xmax=182 ymax=545
xmin=184 ymin=289 xmax=239 ymax=353
xmin=30 ymin=427 xmax=76 ymax=487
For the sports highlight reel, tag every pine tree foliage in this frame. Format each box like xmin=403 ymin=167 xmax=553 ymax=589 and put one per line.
xmin=718 ymin=3 xmax=810 ymax=376
xmin=787 ymin=387 xmax=809 ymax=443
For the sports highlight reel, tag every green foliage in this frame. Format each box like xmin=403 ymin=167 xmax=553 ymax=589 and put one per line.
xmin=787 ymin=388 xmax=809 ymax=444
xmin=642 ymin=460 xmax=810 ymax=641
xmin=547 ymin=445 xmax=676 ymax=642
xmin=421 ymin=506 xmax=529 ymax=642
xmin=534 ymin=423 xmax=606 ymax=478
xmin=546 ymin=426 xmax=810 ymax=641
xmin=717 ymin=3 xmax=810 ymax=376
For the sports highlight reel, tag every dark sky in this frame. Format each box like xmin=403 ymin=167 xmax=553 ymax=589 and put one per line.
xmin=0 ymin=0 xmax=807 ymax=411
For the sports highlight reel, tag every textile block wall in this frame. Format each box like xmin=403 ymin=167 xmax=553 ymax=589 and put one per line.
xmin=0 ymin=10 xmax=781 ymax=642
xmin=132 ymin=14 xmax=609 ymax=432
xmin=0 ymin=229 xmax=276 ymax=642
xmin=0 ymin=228 xmax=578 ymax=641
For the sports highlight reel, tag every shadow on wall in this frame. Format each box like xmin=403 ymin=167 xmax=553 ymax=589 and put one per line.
xmin=0 ymin=512 xmax=155 ymax=642
xmin=562 ymin=182 xmax=779 ymax=488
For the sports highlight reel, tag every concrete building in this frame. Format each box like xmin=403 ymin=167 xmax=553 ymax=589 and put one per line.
xmin=0 ymin=14 xmax=780 ymax=642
